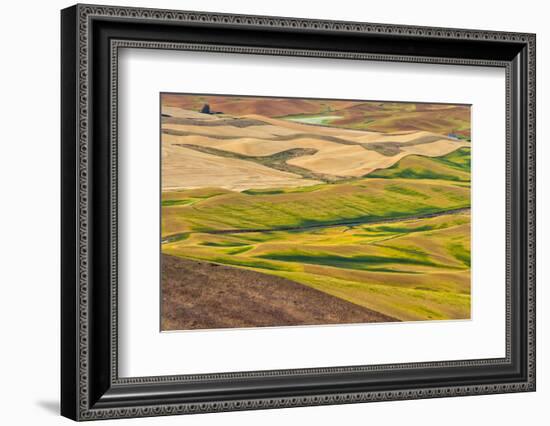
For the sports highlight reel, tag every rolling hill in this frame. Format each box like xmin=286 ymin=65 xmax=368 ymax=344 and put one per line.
xmin=161 ymin=104 xmax=470 ymax=191
xmin=162 ymin=94 xmax=470 ymax=139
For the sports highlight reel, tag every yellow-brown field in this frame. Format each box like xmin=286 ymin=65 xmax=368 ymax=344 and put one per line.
xmin=161 ymin=104 xmax=469 ymax=190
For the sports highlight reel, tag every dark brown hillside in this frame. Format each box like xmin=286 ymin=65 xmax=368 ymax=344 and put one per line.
xmin=161 ymin=255 xmax=397 ymax=331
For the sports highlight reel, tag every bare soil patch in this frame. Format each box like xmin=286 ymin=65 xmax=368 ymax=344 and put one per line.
xmin=161 ymin=254 xmax=397 ymax=330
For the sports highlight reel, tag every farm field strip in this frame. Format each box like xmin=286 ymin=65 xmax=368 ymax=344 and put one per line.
xmin=163 ymin=211 xmax=470 ymax=321
xmin=161 ymin=176 xmax=470 ymax=236
xmin=162 ymin=207 xmax=470 ymax=237
xmin=162 ymin=112 xmax=469 ymax=183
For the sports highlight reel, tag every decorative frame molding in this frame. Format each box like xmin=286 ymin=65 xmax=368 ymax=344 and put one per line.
xmin=61 ymin=4 xmax=535 ymax=421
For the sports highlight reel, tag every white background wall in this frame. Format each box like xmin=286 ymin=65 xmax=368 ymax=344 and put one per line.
xmin=0 ymin=0 xmax=547 ymax=424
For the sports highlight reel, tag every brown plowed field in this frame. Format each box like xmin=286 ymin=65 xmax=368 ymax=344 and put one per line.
xmin=161 ymin=255 xmax=397 ymax=331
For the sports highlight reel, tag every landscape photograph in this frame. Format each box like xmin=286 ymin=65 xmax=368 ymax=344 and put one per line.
xmin=160 ymin=93 xmax=471 ymax=331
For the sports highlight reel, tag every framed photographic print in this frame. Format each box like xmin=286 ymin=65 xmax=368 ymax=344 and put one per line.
xmin=159 ymin=92 xmax=472 ymax=331
xmin=61 ymin=4 xmax=536 ymax=421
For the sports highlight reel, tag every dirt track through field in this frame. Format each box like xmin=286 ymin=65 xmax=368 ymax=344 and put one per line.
xmin=161 ymin=255 xmax=397 ymax=331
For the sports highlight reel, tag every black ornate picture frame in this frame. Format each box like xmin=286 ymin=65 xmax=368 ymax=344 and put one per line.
xmin=61 ymin=4 xmax=536 ymax=421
